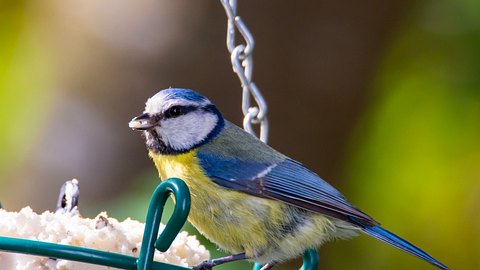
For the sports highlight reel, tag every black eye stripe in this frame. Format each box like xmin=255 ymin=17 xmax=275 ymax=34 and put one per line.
xmin=202 ymin=104 xmax=217 ymax=114
xmin=163 ymin=105 xmax=198 ymax=118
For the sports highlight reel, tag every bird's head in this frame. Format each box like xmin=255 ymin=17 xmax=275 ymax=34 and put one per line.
xmin=129 ymin=88 xmax=225 ymax=154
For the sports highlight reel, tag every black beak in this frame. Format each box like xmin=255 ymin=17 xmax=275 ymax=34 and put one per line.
xmin=129 ymin=113 xmax=159 ymax=130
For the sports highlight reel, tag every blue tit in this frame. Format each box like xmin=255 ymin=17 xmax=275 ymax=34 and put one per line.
xmin=129 ymin=88 xmax=448 ymax=270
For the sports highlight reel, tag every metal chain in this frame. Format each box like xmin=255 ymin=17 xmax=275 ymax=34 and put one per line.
xmin=220 ymin=0 xmax=269 ymax=143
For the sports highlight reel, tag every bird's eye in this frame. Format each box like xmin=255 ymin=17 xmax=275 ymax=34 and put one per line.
xmin=165 ymin=106 xmax=183 ymax=118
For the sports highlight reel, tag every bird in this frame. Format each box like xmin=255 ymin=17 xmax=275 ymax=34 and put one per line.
xmin=129 ymin=88 xmax=448 ymax=270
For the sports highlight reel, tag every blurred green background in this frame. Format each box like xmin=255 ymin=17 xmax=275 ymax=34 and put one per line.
xmin=0 ymin=0 xmax=478 ymax=269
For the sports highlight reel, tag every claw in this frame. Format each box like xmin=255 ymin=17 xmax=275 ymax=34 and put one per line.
xmin=260 ymin=262 xmax=276 ymax=270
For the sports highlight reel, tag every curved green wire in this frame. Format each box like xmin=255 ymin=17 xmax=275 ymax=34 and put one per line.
xmin=137 ymin=178 xmax=191 ymax=269
xmin=300 ymin=249 xmax=319 ymax=270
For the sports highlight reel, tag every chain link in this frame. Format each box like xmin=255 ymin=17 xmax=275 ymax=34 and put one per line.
xmin=220 ymin=0 xmax=269 ymax=143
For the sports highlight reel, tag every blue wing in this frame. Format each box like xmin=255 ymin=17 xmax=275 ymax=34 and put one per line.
xmin=197 ymin=151 xmax=450 ymax=269
xmin=196 ymin=151 xmax=377 ymax=226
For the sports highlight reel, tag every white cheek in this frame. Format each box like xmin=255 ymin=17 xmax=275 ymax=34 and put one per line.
xmin=158 ymin=112 xmax=218 ymax=151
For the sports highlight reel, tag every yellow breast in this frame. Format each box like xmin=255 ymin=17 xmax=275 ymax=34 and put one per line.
xmin=149 ymin=150 xmax=284 ymax=255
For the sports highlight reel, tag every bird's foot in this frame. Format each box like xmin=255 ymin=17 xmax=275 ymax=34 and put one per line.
xmin=192 ymin=260 xmax=215 ymax=270
xmin=193 ymin=253 xmax=246 ymax=270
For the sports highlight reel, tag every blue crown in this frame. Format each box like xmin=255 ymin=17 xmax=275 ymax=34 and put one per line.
xmin=161 ymin=88 xmax=208 ymax=103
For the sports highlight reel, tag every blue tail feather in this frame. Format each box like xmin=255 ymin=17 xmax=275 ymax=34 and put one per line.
xmin=361 ymin=225 xmax=449 ymax=270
